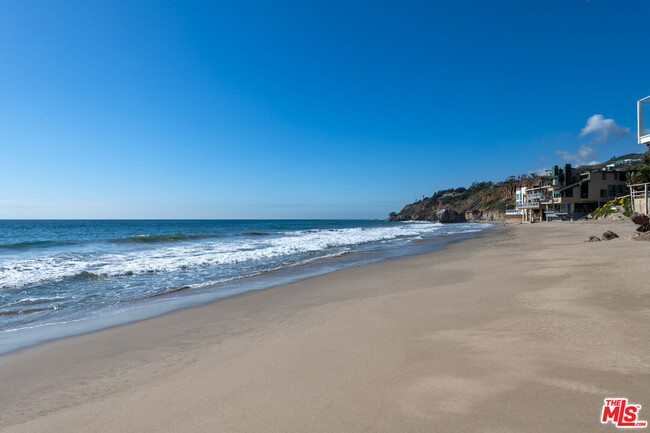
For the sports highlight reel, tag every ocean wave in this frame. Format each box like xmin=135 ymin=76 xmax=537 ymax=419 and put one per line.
xmin=109 ymin=231 xmax=273 ymax=243
xmin=0 ymin=306 xmax=59 ymax=316
xmin=0 ymin=222 xmax=487 ymax=289
xmin=126 ymin=248 xmax=353 ymax=302
xmin=0 ymin=240 xmax=79 ymax=250
xmin=0 ymin=233 xmax=223 ymax=249
xmin=128 ymin=285 xmax=194 ymax=301
xmin=2 ymin=296 xmax=65 ymax=309
xmin=107 ymin=233 xmax=213 ymax=243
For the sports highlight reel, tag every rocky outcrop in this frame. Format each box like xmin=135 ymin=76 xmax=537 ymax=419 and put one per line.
xmin=599 ymin=213 xmax=626 ymax=221
xmin=585 ymin=236 xmax=601 ymax=242
xmin=388 ymin=208 xmax=466 ymax=223
xmin=602 ymin=230 xmax=619 ymax=241
xmin=630 ymin=212 xmax=650 ymax=240
xmin=630 ymin=212 xmax=650 ymax=232
xmin=464 ymin=210 xmax=504 ymax=222
xmin=387 ymin=208 xmax=506 ymax=223
xmin=436 ymin=208 xmax=466 ymax=223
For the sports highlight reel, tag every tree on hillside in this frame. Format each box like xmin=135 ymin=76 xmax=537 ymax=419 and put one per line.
xmin=627 ymin=152 xmax=650 ymax=185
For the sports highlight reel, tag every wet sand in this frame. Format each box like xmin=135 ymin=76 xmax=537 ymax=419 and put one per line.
xmin=1 ymin=220 xmax=649 ymax=432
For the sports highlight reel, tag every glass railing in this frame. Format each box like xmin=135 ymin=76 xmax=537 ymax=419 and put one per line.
xmin=518 ymin=202 xmax=543 ymax=208
xmin=641 ymin=98 xmax=650 ymax=139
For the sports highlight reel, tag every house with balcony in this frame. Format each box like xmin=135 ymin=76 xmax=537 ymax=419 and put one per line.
xmin=515 ymin=164 xmax=629 ymax=222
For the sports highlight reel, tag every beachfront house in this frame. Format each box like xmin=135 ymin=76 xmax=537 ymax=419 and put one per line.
xmin=515 ymin=164 xmax=629 ymax=222
xmin=630 ymin=94 xmax=650 ymax=215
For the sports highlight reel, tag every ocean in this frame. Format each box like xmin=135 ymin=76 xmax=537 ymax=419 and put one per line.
xmin=0 ymin=219 xmax=491 ymax=353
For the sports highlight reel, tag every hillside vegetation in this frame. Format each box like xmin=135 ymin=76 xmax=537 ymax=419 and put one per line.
xmin=388 ymin=153 xmax=645 ymax=223
xmin=389 ymin=176 xmax=540 ymax=222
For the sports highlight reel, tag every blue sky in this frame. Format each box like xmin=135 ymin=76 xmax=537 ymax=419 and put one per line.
xmin=1 ymin=0 xmax=648 ymax=219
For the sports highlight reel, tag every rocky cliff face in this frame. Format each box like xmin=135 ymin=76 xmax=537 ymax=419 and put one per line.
xmin=388 ymin=208 xmax=466 ymax=223
xmin=389 ymin=177 xmax=539 ymax=223
xmin=464 ymin=210 xmax=504 ymax=222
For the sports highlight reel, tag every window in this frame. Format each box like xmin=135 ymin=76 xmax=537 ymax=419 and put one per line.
xmin=602 ymin=172 xmax=607 ymax=180
xmin=608 ymin=185 xmax=623 ymax=197
xmin=600 ymin=189 xmax=607 ymax=197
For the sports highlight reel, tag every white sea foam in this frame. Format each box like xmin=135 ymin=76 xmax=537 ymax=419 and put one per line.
xmin=0 ymin=222 xmax=487 ymax=289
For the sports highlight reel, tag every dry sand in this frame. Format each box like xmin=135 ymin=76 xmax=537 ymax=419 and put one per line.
xmin=1 ymin=220 xmax=649 ymax=432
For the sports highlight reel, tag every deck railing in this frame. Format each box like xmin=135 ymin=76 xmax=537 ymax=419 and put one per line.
xmin=629 ymin=183 xmax=649 ymax=215
xmin=517 ymin=202 xmax=543 ymax=208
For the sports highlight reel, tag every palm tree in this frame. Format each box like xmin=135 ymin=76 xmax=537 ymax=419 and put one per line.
xmin=627 ymin=152 xmax=650 ymax=185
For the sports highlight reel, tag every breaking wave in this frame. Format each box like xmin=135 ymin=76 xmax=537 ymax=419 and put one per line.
xmin=0 ymin=222 xmax=460 ymax=289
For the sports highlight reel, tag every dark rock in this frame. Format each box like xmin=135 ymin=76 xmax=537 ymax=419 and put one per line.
xmin=387 ymin=207 xmax=467 ymax=223
xmin=630 ymin=212 xmax=650 ymax=227
xmin=388 ymin=212 xmax=409 ymax=222
xmin=436 ymin=208 xmax=466 ymax=223
xmin=630 ymin=212 xmax=650 ymax=232
xmin=585 ymin=236 xmax=601 ymax=242
xmin=602 ymin=230 xmax=619 ymax=240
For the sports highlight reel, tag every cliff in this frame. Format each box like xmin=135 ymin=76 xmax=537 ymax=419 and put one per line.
xmin=388 ymin=177 xmax=540 ymax=223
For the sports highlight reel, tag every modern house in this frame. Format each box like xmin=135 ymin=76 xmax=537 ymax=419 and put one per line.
xmin=631 ymin=94 xmax=650 ymax=215
xmin=515 ymin=164 xmax=629 ymax=222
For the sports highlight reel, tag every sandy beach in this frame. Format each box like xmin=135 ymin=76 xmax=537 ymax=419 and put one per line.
xmin=1 ymin=220 xmax=649 ymax=432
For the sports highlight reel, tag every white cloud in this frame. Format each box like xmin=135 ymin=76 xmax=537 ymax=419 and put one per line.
xmin=556 ymin=144 xmax=598 ymax=164
xmin=580 ymin=114 xmax=629 ymax=142
xmin=556 ymin=114 xmax=628 ymax=165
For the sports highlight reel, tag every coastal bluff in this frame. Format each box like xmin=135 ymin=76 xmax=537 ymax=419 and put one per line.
xmin=388 ymin=177 xmax=539 ymax=223
xmin=388 ymin=208 xmax=503 ymax=223
xmin=388 ymin=153 xmax=646 ymax=223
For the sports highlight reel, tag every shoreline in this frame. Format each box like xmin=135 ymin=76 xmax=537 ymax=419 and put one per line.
xmin=0 ymin=224 xmax=491 ymax=356
xmin=1 ymin=220 xmax=649 ymax=432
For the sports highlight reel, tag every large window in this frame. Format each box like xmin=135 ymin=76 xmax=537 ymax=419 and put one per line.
xmin=600 ymin=189 xmax=607 ymax=198
xmin=612 ymin=184 xmax=625 ymax=195
xmin=641 ymin=96 xmax=650 ymax=142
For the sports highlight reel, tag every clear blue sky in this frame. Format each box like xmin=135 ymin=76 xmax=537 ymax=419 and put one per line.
xmin=1 ymin=0 xmax=648 ymax=219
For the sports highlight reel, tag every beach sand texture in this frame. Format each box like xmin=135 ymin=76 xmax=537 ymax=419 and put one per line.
xmin=1 ymin=220 xmax=649 ymax=432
